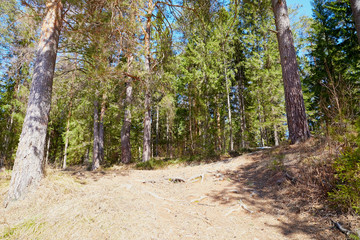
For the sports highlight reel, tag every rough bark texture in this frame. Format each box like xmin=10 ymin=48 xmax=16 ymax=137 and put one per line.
xmin=350 ymin=0 xmax=360 ymax=44
xmin=5 ymin=0 xmax=63 ymax=203
xmin=272 ymin=0 xmax=310 ymax=144
xmin=121 ymin=80 xmax=133 ymax=164
xmin=142 ymin=1 xmax=154 ymax=162
xmin=92 ymin=101 xmax=100 ymax=170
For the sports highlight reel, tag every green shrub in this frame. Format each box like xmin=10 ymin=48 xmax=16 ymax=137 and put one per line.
xmin=329 ymin=148 xmax=360 ymax=214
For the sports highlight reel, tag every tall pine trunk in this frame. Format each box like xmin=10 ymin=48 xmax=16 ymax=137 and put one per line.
xmin=142 ymin=0 xmax=153 ymax=162
xmin=5 ymin=0 xmax=63 ymax=203
xmin=350 ymin=0 xmax=360 ymax=44
xmin=272 ymin=0 xmax=310 ymax=144
xmin=92 ymin=100 xmax=100 ymax=170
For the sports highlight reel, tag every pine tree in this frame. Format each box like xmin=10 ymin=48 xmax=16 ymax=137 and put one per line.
xmin=271 ymin=0 xmax=311 ymax=144
xmin=6 ymin=0 xmax=64 ymax=203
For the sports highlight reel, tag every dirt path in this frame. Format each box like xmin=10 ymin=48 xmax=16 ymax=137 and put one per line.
xmin=0 ymin=151 xmax=345 ymax=239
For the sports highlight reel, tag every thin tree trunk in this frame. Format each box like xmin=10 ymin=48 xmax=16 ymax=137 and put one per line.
xmin=121 ymin=2 xmax=135 ymax=164
xmin=257 ymin=98 xmax=265 ymax=147
xmin=1 ymin=114 xmax=14 ymax=168
xmin=189 ymin=96 xmax=195 ymax=154
xmin=155 ymin=105 xmax=159 ymax=157
xmin=223 ymin=46 xmax=233 ymax=151
xmin=167 ymin=122 xmax=170 ymax=156
xmin=238 ymin=67 xmax=246 ymax=149
xmin=274 ymin=124 xmax=279 ymax=146
xmin=142 ymin=0 xmax=154 ymax=162
xmin=350 ymin=0 xmax=360 ymax=44
xmin=62 ymin=116 xmax=70 ymax=169
xmin=99 ymin=93 xmax=106 ymax=163
xmin=121 ymin=80 xmax=133 ymax=164
xmin=271 ymin=106 xmax=279 ymax=146
xmin=216 ymin=103 xmax=222 ymax=152
xmin=272 ymin=0 xmax=310 ymax=144
xmin=5 ymin=0 xmax=63 ymax=203
xmin=92 ymin=100 xmax=100 ymax=170
xmin=83 ymin=147 xmax=90 ymax=165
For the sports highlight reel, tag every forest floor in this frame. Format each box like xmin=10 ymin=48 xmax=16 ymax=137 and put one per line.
xmin=0 ymin=140 xmax=359 ymax=239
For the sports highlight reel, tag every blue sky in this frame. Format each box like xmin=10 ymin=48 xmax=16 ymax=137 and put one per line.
xmin=287 ymin=0 xmax=313 ymax=17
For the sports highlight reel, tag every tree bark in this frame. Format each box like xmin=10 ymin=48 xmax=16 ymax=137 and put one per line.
xmin=44 ymin=132 xmax=51 ymax=167
xmin=274 ymin=124 xmax=279 ymax=146
xmin=155 ymin=105 xmax=159 ymax=157
xmin=142 ymin=0 xmax=154 ymax=162
xmin=5 ymin=0 xmax=63 ymax=203
xmin=216 ymin=103 xmax=222 ymax=152
xmin=166 ymin=115 xmax=170 ymax=157
xmin=83 ymin=146 xmax=90 ymax=165
xmin=121 ymin=80 xmax=133 ymax=164
xmin=62 ymin=115 xmax=70 ymax=169
xmin=272 ymin=0 xmax=310 ymax=144
xmin=92 ymin=100 xmax=100 ymax=170
xmin=99 ymin=93 xmax=106 ymax=163
xmin=350 ymin=0 xmax=360 ymax=44
xmin=237 ymin=67 xmax=247 ymax=148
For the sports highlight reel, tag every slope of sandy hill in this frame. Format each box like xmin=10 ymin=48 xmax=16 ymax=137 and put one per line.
xmin=0 ymin=143 xmax=359 ymax=239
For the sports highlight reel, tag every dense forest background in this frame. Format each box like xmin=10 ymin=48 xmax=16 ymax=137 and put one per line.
xmin=1 ymin=0 xmax=360 ymax=201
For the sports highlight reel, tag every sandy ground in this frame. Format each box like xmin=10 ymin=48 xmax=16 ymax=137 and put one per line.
xmin=0 ymin=150 xmax=354 ymax=239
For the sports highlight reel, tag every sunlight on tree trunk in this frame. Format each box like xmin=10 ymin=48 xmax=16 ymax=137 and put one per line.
xmin=271 ymin=0 xmax=310 ymax=144
xmin=142 ymin=0 xmax=154 ymax=162
xmin=5 ymin=0 xmax=63 ymax=204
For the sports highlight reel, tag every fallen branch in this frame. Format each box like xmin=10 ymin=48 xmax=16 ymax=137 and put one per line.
xmin=285 ymin=172 xmax=297 ymax=184
xmin=145 ymin=191 xmax=183 ymax=202
xmin=190 ymin=196 xmax=208 ymax=203
xmin=238 ymin=199 xmax=253 ymax=214
xmin=228 ymin=189 xmax=239 ymax=193
xmin=141 ymin=180 xmax=156 ymax=184
xmin=169 ymin=177 xmax=186 ymax=183
xmin=225 ymin=207 xmax=240 ymax=216
xmin=188 ymin=174 xmax=205 ymax=183
xmin=331 ymin=219 xmax=357 ymax=238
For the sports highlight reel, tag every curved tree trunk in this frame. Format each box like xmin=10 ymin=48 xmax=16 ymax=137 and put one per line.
xmin=271 ymin=0 xmax=310 ymax=144
xmin=350 ymin=0 xmax=360 ymax=44
xmin=5 ymin=0 xmax=63 ymax=204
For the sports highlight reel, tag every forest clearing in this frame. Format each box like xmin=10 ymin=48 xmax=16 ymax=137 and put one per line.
xmin=2 ymin=0 xmax=360 ymax=239
xmin=1 ymin=140 xmax=359 ymax=239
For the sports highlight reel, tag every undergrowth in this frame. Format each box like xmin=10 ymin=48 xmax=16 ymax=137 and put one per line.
xmin=329 ymin=147 xmax=360 ymax=214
